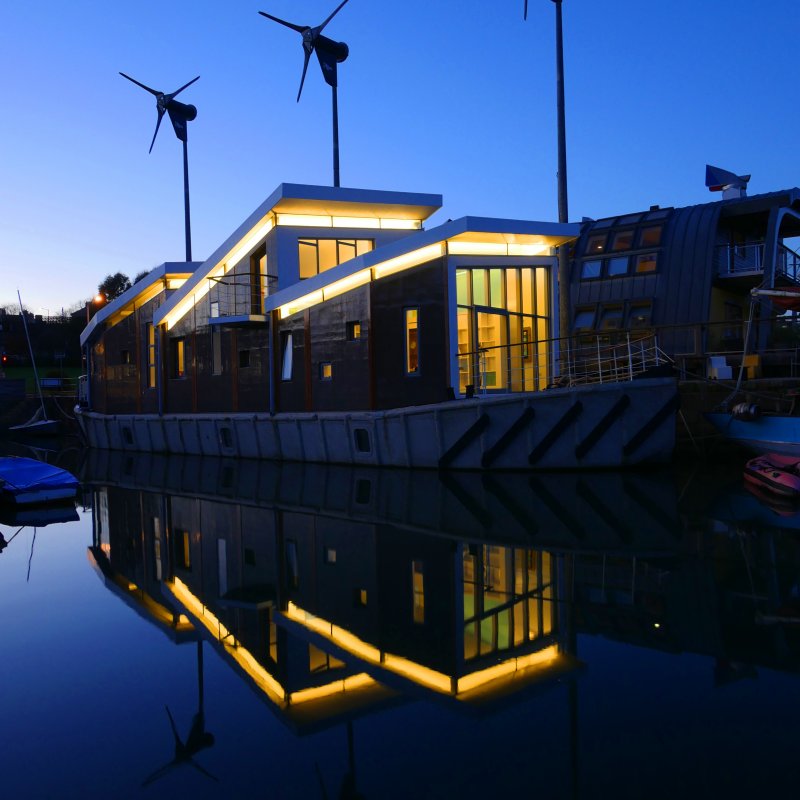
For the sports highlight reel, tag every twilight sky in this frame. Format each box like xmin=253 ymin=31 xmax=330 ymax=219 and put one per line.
xmin=1 ymin=0 xmax=798 ymax=316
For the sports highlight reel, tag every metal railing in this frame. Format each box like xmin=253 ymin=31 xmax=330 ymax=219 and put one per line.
xmin=715 ymin=241 xmax=800 ymax=282
xmin=459 ymin=332 xmax=670 ymax=396
xmin=207 ymin=273 xmax=278 ymax=319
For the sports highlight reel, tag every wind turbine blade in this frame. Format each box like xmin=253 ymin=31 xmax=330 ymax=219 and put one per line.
xmin=170 ymin=75 xmax=200 ymax=100
xmin=188 ymin=759 xmax=219 ymax=782
xmin=149 ymin=110 xmax=165 ymax=153
xmin=141 ymin=761 xmax=178 ymax=788
xmin=524 ymin=1 xmax=528 ymax=20
xmin=258 ymin=11 xmax=306 ymax=33
xmin=317 ymin=0 xmax=351 ymax=33
xmin=119 ymin=72 xmax=159 ymax=96
xmin=296 ymin=50 xmax=312 ymax=102
xmin=318 ymin=0 xmax=351 ymax=33
xmin=165 ymin=705 xmax=182 ymax=743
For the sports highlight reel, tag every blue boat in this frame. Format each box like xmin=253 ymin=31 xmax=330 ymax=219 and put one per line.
xmin=0 ymin=457 xmax=78 ymax=505
xmin=706 ymin=410 xmax=800 ymax=457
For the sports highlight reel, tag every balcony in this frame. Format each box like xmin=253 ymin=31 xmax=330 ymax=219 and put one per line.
xmin=207 ymin=273 xmax=277 ymax=326
xmin=716 ymin=242 xmax=800 ymax=285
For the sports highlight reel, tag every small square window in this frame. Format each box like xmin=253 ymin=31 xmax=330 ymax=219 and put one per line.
xmin=239 ymin=349 xmax=250 ymax=368
xmin=210 ymin=301 xmax=220 ymax=318
xmin=121 ymin=349 xmax=131 ymax=365
xmin=599 ymin=306 xmax=623 ymax=330
xmin=320 ymin=362 xmax=332 ymax=380
xmin=607 ymin=256 xmax=629 ymax=277
xmin=346 ymin=320 xmax=362 ymax=340
xmin=611 ymin=230 xmax=634 ymax=251
xmin=639 ymin=226 xmax=662 ymax=247
xmin=324 ymin=547 xmax=337 ymax=564
xmin=586 ymin=234 xmax=607 ymax=254
xmin=355 ymin=588 xmax=368 ymax=607
xmin=581 ymin=260 xmax=602 ymax=279
xmin=629 ymin=304 xmax=652 ymax=329
xmin=635 ymin=253 xmax=658 ymax=273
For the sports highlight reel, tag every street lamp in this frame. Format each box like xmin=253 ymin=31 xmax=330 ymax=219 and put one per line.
xmin=85 ymin=293 xmax=108 ymax=323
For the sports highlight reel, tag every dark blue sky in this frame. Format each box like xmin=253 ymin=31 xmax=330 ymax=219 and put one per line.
xmin=2 ymin=0 xmax=798 ymax=313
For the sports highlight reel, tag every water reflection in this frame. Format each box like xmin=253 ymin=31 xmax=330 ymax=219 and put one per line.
xmin=80 ymin=452 xmax=800 ymax=796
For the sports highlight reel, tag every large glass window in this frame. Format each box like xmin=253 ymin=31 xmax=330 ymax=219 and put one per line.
xmin=586 ymin=233 xmax=607 ymax=254
xmin=608 ymin=256 xmax=629 ymax=277
xmin=412 ymin=560 xmax=425 ymax=624
xmin=298 ymin=238 xmax=373 ymax=278
xmin=639 ymin=226 xmax=663 ymax=247
xmin=146 ymin=323 xmax=156 ymax=387
xmin=281 ymin=332 xmax=293 ymax=381
xmin=456 ymin=267 xmax=551 ymax=394
xmin=170 ymin=338 xmax=185 ymax=379
xmin=405 ymin=308 xmax=419 ymax=374
xmin=611 ymin=230 xmax=634 ymax=251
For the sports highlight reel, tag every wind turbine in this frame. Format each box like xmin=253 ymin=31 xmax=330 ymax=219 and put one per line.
xmin=119 ymin=72 xmax=200 ymax=261
xmin=259 ymin=0 xmax=352 ymax=187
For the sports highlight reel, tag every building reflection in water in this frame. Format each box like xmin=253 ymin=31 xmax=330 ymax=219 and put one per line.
xmin=83 ymin=451 xmax=800 ymax=790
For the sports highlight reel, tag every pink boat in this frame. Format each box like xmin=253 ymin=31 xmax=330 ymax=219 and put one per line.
xmin=744 ymin=453 xmax=800 ymax=499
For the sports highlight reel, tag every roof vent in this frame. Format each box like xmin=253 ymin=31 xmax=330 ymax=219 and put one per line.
xmin=706 ymin=164 xmax=750 ymax=200
xmin=649 ymin=205 xmax=660 ymax=211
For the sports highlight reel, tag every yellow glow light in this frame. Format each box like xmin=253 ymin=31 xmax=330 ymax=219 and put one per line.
xmin=372 ymin=243 xmax=445 ymax=280
xmin=279 ymin=289 xmax=324 ymax=319
xmin=166 ymin=277 xmax=188 ymax=290
xmin=448 ymin=241 xmax=509 ymax=256
xmin=332 ymin=216 xmax=381 ymax=229
xmin=381 ymin=218 xmax=421 ymax=230
xmin=289 ymin=673 xmax=375 ymax=705
xmin=457 ymin=646 xmax=559 ymax=693
xmin=508 ymin=243 xmax=551 ymax=256
xmin=168 ymin=578 xmax=286 ymax=703
xmin=382 ymin=655 xmax=453 ymax=694
xmin=323 ymin=269 xmax=371 ymax=301
xmin=162 ymin=216 xmax=274 ymax=330
xmin=277 ymin=213 xmax=333 ymax=227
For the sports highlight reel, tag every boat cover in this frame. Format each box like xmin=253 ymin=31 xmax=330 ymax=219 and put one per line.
xmin=0 ymin=457 xmax=79 ymax=501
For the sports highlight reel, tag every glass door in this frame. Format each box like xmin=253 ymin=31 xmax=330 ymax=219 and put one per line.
xmin=476 ymin=310 xmax=509 ymax=391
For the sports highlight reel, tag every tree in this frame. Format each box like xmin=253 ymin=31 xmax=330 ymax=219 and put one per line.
xmin=98 ymin=272 xmax=131 ymax=300
xmin=133 ymin=269 xmax=151 ymax=284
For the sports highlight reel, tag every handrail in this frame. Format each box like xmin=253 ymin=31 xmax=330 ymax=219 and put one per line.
xmin=207 ymin=272 xmax=278 ymax=318
xmin=458 ymin=332 xmax=670 ymax=396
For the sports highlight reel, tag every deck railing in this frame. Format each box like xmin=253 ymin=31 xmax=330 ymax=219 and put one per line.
xmin=207 ymin=273 xmax=277 ymax=319
xmin=715 ymin=241 xmax=800 ymax=281
xmin=459 ymin=332 xmax=670 ymax=396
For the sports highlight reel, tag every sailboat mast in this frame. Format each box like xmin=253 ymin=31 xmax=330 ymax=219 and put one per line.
xmin=17 ymin=290 xmax=47 ymax=421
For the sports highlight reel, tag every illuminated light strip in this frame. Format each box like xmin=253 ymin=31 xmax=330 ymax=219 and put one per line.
xmin=287 ymin=602 xmax=560 ymax=697
xmin=289 ymin=673 xmax=375 ymax=705
xmin=168 ymin=578 xmax=285 ymax=703
xmin=322 ymin=268 xmax=371 ymax=302
xmin=279 ymin=289 xmax=324 ymax=320
xmin=166 ymin=277 xmax=188 ymax=289
xmin=276 ymin=242 xmax=443 ymax=319
xmin=277 ymin=213 xmax=422 ymax=230
xmin=448 ymin=241 xmax=509 ymax=256
xmin=332 ymin=216 xmax=380 ymax=229
xmin=508 ymin=243 xmax=550 ymax=256
xmin=455 ymin=645 xmax=559 ymax=694
xmin=372 ymin=242 xmax=445 ymax=279
xmin=381 ymin=218 xmax=421 ymax=230
xmin=448 ymin=241 xmax=552 ymax=257
xmin=162 ymin=216 xmax=275 ymax=330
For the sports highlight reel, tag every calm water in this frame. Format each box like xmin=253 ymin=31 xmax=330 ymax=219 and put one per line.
xmin=2 ymin=444 xmax=800 ymax=799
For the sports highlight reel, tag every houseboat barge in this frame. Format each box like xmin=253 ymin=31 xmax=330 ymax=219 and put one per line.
xmin=76 ymin=183 xmax=678 ymax=469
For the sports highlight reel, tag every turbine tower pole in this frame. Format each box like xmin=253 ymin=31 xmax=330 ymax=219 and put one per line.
xmin=332 ymin=84 xmax=340 ymax=187
xmin=183 ymin=138 xmax=192 ymax=261
xmin=552 ymin=0 xmax=570 ymax=355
